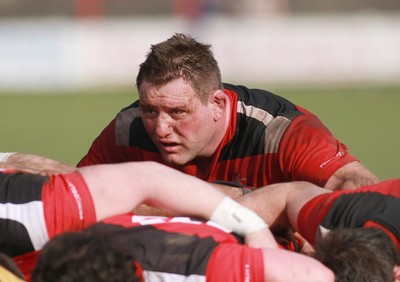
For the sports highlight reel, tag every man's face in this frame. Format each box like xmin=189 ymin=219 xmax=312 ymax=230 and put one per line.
xmin=139 ymin=78 xmax=221 ymax=166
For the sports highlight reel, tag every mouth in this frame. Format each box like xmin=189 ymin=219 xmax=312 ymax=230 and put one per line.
xmin=158 ymin=141 xmax=181 ymax=153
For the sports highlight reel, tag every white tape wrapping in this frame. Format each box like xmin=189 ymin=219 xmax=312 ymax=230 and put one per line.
xmin=0 ymin=152 xmax=16 ymax=163
xmin=210 ymin=197 xmax=268 ymax=236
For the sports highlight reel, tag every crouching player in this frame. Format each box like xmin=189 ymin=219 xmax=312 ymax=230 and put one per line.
xmin=0 ymin=152 xmax=333 ymax=281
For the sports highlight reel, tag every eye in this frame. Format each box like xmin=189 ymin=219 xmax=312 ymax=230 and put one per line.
xmin=172 ymin=109 xmax=183 ymax=115
xmin=141 ymin=108 xmax=158 ymax=118
xmin=171 ymin=109 xmax=186 ymax=118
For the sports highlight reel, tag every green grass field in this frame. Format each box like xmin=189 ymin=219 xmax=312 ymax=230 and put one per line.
xmin=0 ymin=85 xmax=399 ymax=180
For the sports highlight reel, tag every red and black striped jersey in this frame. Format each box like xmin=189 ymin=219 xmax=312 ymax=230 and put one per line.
xmin=298 ymin=178 xmax=400 ymax=248
xmin=0 ymin=171 xmax=48 ymax=257
xmin=78 ymin=83 xmax=357 ymax=188
xmin=86 ymin=214 xmax=262 ymax=281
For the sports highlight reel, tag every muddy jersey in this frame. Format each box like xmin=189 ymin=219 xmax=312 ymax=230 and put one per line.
xmin=78 ymin=83 xmax=356 ymax=188
xmin=298 ymin=178 xmax=400 ymax=248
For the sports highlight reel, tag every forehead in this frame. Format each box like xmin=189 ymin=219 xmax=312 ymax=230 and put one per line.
xmin=139 ymin=79 xmax=200 ymax=107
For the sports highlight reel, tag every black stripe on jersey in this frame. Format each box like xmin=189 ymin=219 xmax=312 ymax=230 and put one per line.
xmin=0 ymin=219 xmax=35 ymax=256
xmin=88 ymin=223 xmax=218 ymax=276
xmin=320 ymin=192 xmax=400 ymax=240
xmin=117 ymin=100 xmax=159 ymax=152
xmin=0 ymin=172 xmax=47 ymax=204
xmin=219 ymin=84 xmax=302 ymax=159
xmin=223 ymin=83 xmax=301 ymax=119
xmin=119 ymin=100 xmax=140 ymax=113
xmin=129 ymin=120 xmax=159 ymax=152
xmin=219 ymin=114 xmax=267 ymax=159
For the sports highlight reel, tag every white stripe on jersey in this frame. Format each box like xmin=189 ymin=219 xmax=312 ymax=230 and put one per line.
xmin=0 ymin=201 xmax=49 ymax=250
xmin=143 ymin=270 xmax=205 ymax=282
xmin=131 ymin=215 xmax=231 ymax=233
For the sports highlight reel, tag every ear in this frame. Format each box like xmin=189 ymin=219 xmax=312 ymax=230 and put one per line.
xmin=209 ymin=90 xmax=228 ymax=121
xmin=393 ymin=265 xmax=400 ymax=282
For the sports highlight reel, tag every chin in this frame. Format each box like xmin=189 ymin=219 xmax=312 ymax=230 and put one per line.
xmin=163 ymin=155 xmax=190 ymax=166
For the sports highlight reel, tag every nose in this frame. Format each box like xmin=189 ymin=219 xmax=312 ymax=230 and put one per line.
xmin=155 ymin=113 xmax=173 ymax=137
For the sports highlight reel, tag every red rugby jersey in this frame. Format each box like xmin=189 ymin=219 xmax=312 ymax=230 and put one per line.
xmin=78 ymin=83 xmax=357 ymax=188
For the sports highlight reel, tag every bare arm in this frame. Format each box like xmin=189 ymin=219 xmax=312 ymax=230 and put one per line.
xmin=285 ymin=182 xmax=330 ymax=231
xmin=0 ymin=152 xmax=76 ymax=175
xmin=236 ymin=181 xmax=329 ymax=232
xmin=324 ymin=161 xmax=379 ymax=191
xmin=209 ymin=182 xmax=243 ymax=199
xmin=236 ymin=183 xmax=292 ymax=232
xmin=79 ymin=161 xmax=277 ymax=247
xmin=263 ymin=248 xmax=334 ymax=282
xmin=79 ymin=161 xmax=223 ymax=220
xmin=132 ymin=182 xmax=243 ymax=217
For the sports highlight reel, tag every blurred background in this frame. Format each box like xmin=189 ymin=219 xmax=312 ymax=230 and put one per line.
xmin=0 ymin=0 xmax=399 ymax=180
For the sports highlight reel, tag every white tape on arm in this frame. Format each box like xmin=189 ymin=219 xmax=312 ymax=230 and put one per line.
xmin=0 ymin=152 xmax=16 ymax=163
xmin=210 ymin=197 xmax=268 ymax=236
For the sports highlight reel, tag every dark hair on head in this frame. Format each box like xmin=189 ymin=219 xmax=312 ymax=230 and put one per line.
xmin=32 ymin=231 xmax=138 ymax=282
xmin=136 ymin=33 xmax=222 ymax=103
xmin=0 ymin=252 xmax=25 ymax=279
xmin=314 ymin=228 xmax=400 ymax=282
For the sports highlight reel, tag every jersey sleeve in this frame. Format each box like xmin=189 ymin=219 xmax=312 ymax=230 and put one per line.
xmin=278 ymin=106 xmax=358 ymax=187
xmin=297 ymin=193 xmax=335 ymax=245
xmin=77 ymin=119 xmax=132 ymax=167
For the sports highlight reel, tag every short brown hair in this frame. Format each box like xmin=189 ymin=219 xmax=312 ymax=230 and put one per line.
xmin=136 ymin=33 xmax=222 ymax=103
xmin=32 ymin=229 xmax=138 ymax=282
xmin=315 ymin=228 xmax=400 ymax=282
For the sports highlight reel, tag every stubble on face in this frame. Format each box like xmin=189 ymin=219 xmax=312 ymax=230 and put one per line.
xmin=139 ymin=79 xmax=219 ymax=166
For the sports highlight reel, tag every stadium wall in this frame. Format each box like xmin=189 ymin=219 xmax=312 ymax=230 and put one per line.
xmin=0 ymin=14 xmax=399 ymax=90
